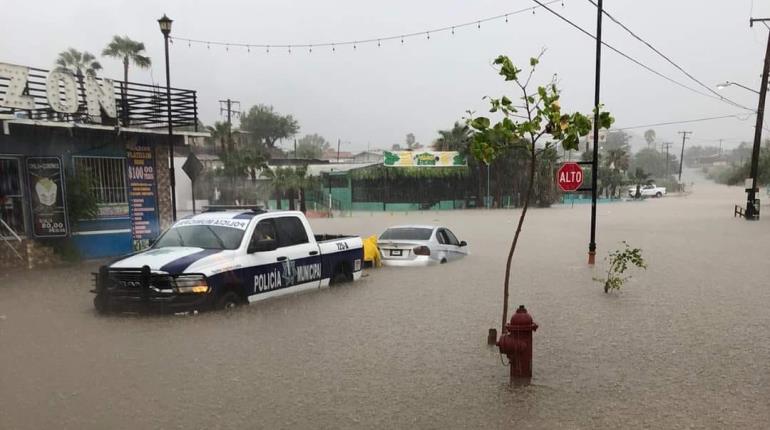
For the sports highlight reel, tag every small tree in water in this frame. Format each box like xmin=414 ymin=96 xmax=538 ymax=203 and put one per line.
xmin=599 ymin=242 xmax=647 ymax=293
xmin=467 ymin=54 xmax=613 ymax=331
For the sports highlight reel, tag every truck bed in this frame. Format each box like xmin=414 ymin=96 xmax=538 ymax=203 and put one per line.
xmin=314 ymin=234 xmax=357 ymax=243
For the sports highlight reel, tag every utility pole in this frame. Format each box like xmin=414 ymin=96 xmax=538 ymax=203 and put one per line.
xmin=337 ymin=138 xmax=341 ymax=163
xmin=677 ymin=131 xmax=692 ymax=183
xmin=218 ymin=99 xmax=240 ymax=151
xmin=746 ymin=17 xmax=770 ymax=220
xmin=294 ymin=138 xmax=297 ymax=158
xmin=662 ymin=142 xmax=673 ymax=177
xmin=588 ymin=0 xmax=603 ymax=265
xmin=719 ymin=139 xmax=723 ymax=156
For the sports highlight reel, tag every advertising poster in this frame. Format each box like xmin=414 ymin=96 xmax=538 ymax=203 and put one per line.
xmin=26 ymin=157 xmax=68 ymax=237
xmin=383 ymin=151 xmax=467 ymax=167
xmin=126 ymin=142 xmax=160 ymax=251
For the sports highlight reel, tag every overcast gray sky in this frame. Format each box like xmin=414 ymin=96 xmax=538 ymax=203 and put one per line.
xmin=2 ymin=0 xmax=769 ymax=152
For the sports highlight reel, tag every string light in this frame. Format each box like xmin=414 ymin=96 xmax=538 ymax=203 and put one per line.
xmin=169 ymin=0 xmax=563 ymax=54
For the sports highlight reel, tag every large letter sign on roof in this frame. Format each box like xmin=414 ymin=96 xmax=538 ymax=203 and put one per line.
xmin=0 ymin=63 xmax=35 ymax=109
xmin=85 ymin=74 xmax=117 ymax=119
xmin=46 ymin=70 xmax=79 ymax=114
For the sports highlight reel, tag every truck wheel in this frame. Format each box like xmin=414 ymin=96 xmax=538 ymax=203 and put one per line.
xmin=330 ymin=265 xmax=352 ymax=286
xmin=656 ymin=192 xmax=662 ymax=198
xmin=217 ymin=291 xmax=242 ymax=310
xmin=93 ymin=294 xmax=109 ymax=314
xmin=440 ymin=258 xmax=447 ymax=264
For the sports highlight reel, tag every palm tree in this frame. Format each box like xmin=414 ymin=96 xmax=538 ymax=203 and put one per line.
xmin=55 ymin=48 xmax=102 ymax=111
xmin=102 ymin=36 xmax=151 ymax=124
xmin=433 ymin=122 xmax=471 ymax=152
xmin=207 ymin=121 xmax=232 ymax=152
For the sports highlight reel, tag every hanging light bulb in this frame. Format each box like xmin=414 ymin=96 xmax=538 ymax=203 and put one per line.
xmin=451 ymin=27 xmax=455 ymax=35
xmin=377 ymin=39 xmax=381 ymax=47
xmin=477 ymin=21 xmax=481 ymax=29
xmin=288 ymin=45 xmax=292 ymax=54
xmin=332 ymin=43 xmax=336 ymax=52
xmin=266 ymin=45 xmax=270 ymax=53
xmin=426 ymin=32 xmax=430 ymax=40
xmin=207 ymin=43 xmax=210 ymax=50
xmin=226 ymin=44 xmax=229 ymax=52
xmin=247 ymin=45 xmax=251 ymax=53
xmin=353 ymin=42 xmax=357 ymax=50
xmin=505 ymin=14 xmax=509 ymax=23
xmin=532 ymin=8 xmax=536 ymax=14
xmin=401 ymin=36 xmax=404 ymax=44
xmin=309 ymin=46 xmax=312 ymax=53
xmin=188 ymin=41 xmax=191 ymax=48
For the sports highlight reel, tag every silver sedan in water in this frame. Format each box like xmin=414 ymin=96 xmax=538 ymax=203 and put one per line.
xmin=377 ymin=225 xmax=468 ymax=266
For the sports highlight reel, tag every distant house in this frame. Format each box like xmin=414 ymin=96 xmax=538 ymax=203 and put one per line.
xmin=321 ymin=149 xmax=354 ymax=163
xmin=352 ymin=150 xmax=385 ymax=164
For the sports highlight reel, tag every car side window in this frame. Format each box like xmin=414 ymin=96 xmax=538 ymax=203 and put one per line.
xmin=444 ymin=229 xmax=460 ymax=246
xmin=250 ymin=219 xmax=277 ymax=247
xmin=436 ymin=229 xmax=448 ymax=245
xmin=274 ymin=216 xmax=309 ymax=248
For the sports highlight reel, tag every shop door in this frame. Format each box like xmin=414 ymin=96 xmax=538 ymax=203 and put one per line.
xmin=0 ymin=157 xmax=26 ymax=237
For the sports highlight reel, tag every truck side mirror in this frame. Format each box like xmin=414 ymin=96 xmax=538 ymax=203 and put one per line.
xmin=460 ymin=241 xmax=467 ymax=247
xmin=249 ymin=238 xmax=277 ymax=253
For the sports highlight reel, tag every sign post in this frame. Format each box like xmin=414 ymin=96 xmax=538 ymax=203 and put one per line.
xmin=557 ymin=162 xmax=584 ymax=193
xmin=182 ymin=153 xmax=204 ymax=215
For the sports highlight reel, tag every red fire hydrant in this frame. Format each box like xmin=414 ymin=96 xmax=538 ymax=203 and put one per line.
xmin=497 ymin=305 xmax=538 ymax=382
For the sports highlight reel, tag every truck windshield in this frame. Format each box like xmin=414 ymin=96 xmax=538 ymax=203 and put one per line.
xmin=154 ymin=225 xmax=244 ymax=250
xmin=380 ymin=227 xmax=433 ymax=241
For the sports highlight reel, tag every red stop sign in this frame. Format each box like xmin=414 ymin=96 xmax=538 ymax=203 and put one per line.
xmin=557 ymin=162 xmax=584 ymax=192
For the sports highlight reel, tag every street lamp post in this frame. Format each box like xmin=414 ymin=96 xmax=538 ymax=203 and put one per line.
xmin=158 ymin=14 xmax=177 ymax=222
xmin=716 ymin=81 xmax=762 ymax=95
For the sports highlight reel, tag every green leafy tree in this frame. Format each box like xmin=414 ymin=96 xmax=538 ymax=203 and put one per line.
xmin=65 ymin=169 xmax=99 ymax=224
xmin=102 ymin=35 xmax=151 ymax=123
xmin=467 ymin=54 xmax=612 ymax=331
xmin=55 ymin=48 xmax=102 ymax=109
xmin=240 ymin=104 xmax=300 ymax=153
xmin=295 ymin=134 xmax=330 ymax=159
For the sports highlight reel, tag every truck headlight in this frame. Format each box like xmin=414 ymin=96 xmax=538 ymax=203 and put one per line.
xmin=173 ymin=275 xmax=210 ymax=294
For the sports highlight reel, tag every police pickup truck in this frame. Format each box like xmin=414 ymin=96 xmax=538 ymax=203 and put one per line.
xmin=92 ymin=209 xmax=363 ymax=313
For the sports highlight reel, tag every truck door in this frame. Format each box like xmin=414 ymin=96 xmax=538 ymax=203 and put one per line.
xmin=273 ymin=216 xmax=322 ymax=291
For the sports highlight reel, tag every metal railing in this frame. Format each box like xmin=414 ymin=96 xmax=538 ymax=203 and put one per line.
xmin=0 ymin=66 xmax=198 ymax=130
xmin=0 ymin=218 xmax=23 ymax=260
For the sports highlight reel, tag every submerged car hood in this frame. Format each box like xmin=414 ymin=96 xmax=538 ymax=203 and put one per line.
xmin=110 ymin=247 xmax=226 ymax=274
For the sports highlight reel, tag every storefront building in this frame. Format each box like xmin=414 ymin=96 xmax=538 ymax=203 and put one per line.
xmin=0 ymin=62 xmax=202 ymax=266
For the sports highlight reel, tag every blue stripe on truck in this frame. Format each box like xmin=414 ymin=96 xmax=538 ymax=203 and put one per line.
xmin=320 ymin=248 xmax=364 ymax=279
xmin=159 ymin=249 xmax=223 ymax=274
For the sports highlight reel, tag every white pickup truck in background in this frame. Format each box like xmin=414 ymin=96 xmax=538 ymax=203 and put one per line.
xmin=92 ymin=209 xmax=363 ymax=313
xmin=628 ymin=184 xmax=667 ymax=198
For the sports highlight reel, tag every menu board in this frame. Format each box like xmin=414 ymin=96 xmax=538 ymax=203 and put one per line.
xmin=126 ymin=142 xmax=160 ymax=251
xmin=26 ymin=157 xmax=69 ymax=237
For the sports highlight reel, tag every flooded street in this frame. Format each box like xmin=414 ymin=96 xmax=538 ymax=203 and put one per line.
xmin=2 ymin=174 xmax=770 ymax=429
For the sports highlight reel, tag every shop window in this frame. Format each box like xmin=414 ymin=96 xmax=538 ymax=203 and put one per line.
xmin=73 ymin=156 xmax=129 ymax=217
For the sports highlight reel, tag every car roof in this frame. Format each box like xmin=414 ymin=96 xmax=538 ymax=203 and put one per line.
xmin=385 ymin=225 xmax=439 ymax=230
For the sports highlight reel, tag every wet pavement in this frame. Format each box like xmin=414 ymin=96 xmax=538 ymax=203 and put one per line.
xmin=1 ymin=174 xmax=769 ymax=429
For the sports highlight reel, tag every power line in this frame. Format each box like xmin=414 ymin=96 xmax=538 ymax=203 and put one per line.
xmin=531 ymin=0 xmax=756 ymax=111
xmin=170 ymin=0 xmax=563 ymax=52
xmin=616 ymin=113 xmax=754 ymax=130
xmin=585 ymin=0 xmax=753 ymax=111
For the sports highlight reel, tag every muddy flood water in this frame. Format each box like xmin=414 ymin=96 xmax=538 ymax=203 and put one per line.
xmin=2 ymin=174 xmax=769 ymax=429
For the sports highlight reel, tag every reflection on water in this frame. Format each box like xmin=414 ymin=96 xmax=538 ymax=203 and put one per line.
xmin=1 ymin=180 xmax=769 ymax=429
